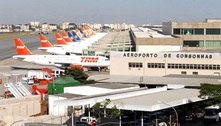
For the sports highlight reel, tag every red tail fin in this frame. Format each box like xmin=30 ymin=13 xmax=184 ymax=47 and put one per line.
xmin=14 ymin=38 xmax=32 ymax=55
xmin=39 ymin=34 xmax=53 ymax=47
xmin=61 ymin=31 xmax=72 ymax=42
xmin=55 ymin=33 xmax=67 ymax=45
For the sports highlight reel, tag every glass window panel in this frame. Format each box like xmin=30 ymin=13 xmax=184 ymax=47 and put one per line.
xmin=194 ymin=29 xmax=204 ymax=35
xmin=173 ymin=29 xmax=180 ymax=34
xmin=206 ymin=28 xmax=220 ymax=35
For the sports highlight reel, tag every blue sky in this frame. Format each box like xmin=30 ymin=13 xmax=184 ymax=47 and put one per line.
xmin=0 ymin=0 xmax=221 ymax=25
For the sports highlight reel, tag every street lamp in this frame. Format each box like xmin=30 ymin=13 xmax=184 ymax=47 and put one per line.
xmin=158 ymin=101 xmax=179 ymax=126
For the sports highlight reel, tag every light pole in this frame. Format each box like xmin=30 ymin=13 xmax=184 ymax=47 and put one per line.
xmin=159 ymin=101 xmax=179 ymax=126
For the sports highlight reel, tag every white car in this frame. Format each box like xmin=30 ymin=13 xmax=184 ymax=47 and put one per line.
xmin=80 ymin=116 xmax=97 ymax=125
xmin=204 ymin=109 xmax=221 ymax=123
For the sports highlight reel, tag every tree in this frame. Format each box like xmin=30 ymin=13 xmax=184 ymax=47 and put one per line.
xmin=64 ymin=68 xmax=88 ymax=83
xmin=91 ymin=99 xmax=120 ymax=119
xmin=199 ymin=83 xmax=221 ymax=104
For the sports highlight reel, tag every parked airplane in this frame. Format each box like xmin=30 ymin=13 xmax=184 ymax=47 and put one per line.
xmin=13 ymin=38 xmax=110 ymax=69
xmin=38 ymin=33 xmax=85 ymax=55
xmin=55 ymin=32 xmax=106 ymax=54
xmin=40 ymin=33 xmax=106 ymax=56
xmin=61 ymin=31 xmax=73 ymax=42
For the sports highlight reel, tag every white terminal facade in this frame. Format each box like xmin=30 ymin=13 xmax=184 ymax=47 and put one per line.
xmin=110 ymin=19 xmax=221 ymax=76
xmin=110 ymin=51 xmax=221 ymax=76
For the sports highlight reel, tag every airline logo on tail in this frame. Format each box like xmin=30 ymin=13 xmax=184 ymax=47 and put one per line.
xmin=55 ymin=33 xmax=67 ymax=45
xmin=14 ymin=38 xmax=32 ymax=55
xmin=16 ymin=46 xmax=25 ymax=49
xmin=62 ymin=31 xmax=73 ymax=42
xmin=39 ymin=34 xmax=53 ymax=47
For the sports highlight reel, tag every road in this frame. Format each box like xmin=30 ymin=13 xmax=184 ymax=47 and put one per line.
xmin=0 ymin=33 xmax=56 ymax=60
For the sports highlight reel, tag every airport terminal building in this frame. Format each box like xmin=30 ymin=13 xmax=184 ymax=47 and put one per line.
xmin=163 ymin=18 xmax=221 ymax=51
xmin=110 ymin=51 xmax=221 ymax=76
xmin=130 ymin=27 xmax=183 ymax=52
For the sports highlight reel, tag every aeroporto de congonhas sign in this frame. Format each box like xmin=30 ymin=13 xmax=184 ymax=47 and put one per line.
xmin=111 ymin=52 xmax=221 ymax=59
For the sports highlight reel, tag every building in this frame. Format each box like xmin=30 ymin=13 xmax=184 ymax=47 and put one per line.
xmin=90 ymin=24 xmax=102 ymax=30
xmin=130 ymin=27 xmax=182 ymax=52
xmin=163 ymin=19 xmax=221 ymax=51
xmin=20 ymin=24 xmax=30 ymax=32
xmin=48 ymin=24 xmax=57 ymax=31
xmin=0 ymin=24 xmax=13 ymax=32
xmin=61 ymin=22 xmax=69 ymax=30
xmin=110 ymin=51 xmax=221 ymax=76
xmin=61 ymin=22 xmax=76 ymax=30
xmin=30 ymin=21 xmax=40 ymax=28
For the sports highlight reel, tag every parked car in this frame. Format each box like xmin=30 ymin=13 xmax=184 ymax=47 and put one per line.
xmin=80 ymin=116 xmax=97 ymax=125
xmin=76 ymin=121 xmax=90 ymax=126
xmin=204 ymin=104 xmax=221 ymax=123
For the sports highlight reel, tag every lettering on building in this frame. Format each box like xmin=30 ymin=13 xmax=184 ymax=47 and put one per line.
xmin=123 ymin=53 xmax=213 ymax=59
xmin=123 ymin=53 xmax=158 ymax=58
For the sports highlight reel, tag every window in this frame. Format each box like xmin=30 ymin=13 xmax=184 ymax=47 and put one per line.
xmin=178 ymin=64 xmax=182 ymax=69
xmin=205 ymin=40 xmax=221 ymax=48
xmin=183 ymin=29 xmax=193 ymax=35
xmin=183 ymin=41 xmax=200 ymax=47
xmin=193 ymin=72 xmax=198 ymax=75
xmin=173 ymin=29 xmax=181 ymax=34
xmin=194 ymin=64 xmax=197 ymax=69
xmin=217 ymin=65 xmax=220 ymax=70
xmin=181 ymin=71 xmax=187 ymax=75
xmin=162 ymin=63 xmax=165 ymax=68
xmin=168 ymin=64 xmax=171 ymax=68
xmin=186 ymin=64 xmax=190 ymax=69
xmin=166 ymin=63 xmax=220 ymax=70
xmin=147 ymin=63 xmax=165 ymax=68
xmin=190 ymin=64 xmax=193 ymax=69
xmin=175 ymin=64 xmax=178 ymax=69
xmin=198 ymin=64 xmax=201 ymax=69
xmin=174 ymin=28 xmax=204 ymax=35
xmin=128 ymin=62 xmax=143 ymax=68
xmin=206 ymin=28 xmax=220 ymax=35
xmin=205 ymin=65 xmax=209 ymax=69
xmin=129 ymin=63 xmax=132 ymax=67
xmin=209 ymin=65 xmax=212 ymax=69
xmin=171 ymin=64 xmax=175 ymax=69
xmin=194 ymin=29 xmax=204 ymax=35
xmin=213 ymin=65 xmax=217 ymax=70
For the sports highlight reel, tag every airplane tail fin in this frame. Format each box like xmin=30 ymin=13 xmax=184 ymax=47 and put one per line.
xmin=14 ymin=38 xmax=32 ymax=55
xmin=72 ymin=31 xmax=81 ymax=41
xmin=39 ymin=34 xmax=53 ymax=47
xmin=55 ymin=33 xmax=67 ymax=45
xmin=61 ymin=31 xmax=73 ymax=42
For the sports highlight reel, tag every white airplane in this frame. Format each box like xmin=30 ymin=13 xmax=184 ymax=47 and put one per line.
xmin=39 ymin=31 xmax=106 ymax=55
xmin=13 ymin=38 xmax=110 ymax=69
xmin=38 ymin=33 xmax=103 ymax=55
xmin=38 ymin=33 xmax=81 ymax=55
xmin=58 ymin=31 xmax=108 ymax=52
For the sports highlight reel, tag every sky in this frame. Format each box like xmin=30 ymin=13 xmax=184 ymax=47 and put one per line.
xmin=0 ymin=0 xmax=221 ymax=25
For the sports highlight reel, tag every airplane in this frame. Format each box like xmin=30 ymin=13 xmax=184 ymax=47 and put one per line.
xmin=55 ymin=32 xmax=105 ymax=54
xmin=38 ymin=33 xmax=83 ymax=55
xmin=13 ymin=38 xmax=110 ymax=69
xmin=61 ymin=31 xmax=73 ymax=42
xmin=67 ymin=31 xmax=80 ymax=42
xmin=39 ymin=33 xmax=107 ymax=56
